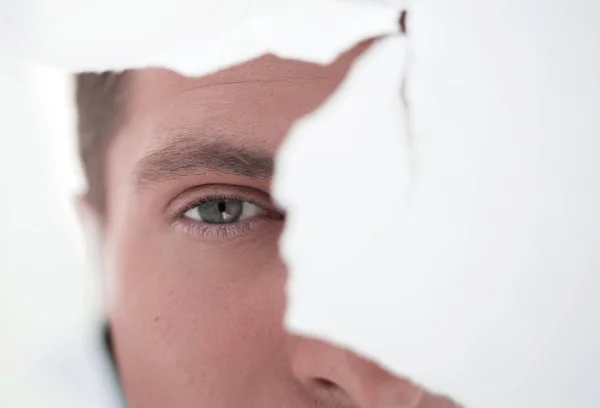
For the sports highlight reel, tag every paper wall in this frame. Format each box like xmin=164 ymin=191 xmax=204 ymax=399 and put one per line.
xmin=1 ymin=1 xmax=599 ymax=406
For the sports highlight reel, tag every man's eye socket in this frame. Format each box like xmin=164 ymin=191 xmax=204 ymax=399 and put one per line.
xmin=183 ymin=198 xmax=266 ymax=224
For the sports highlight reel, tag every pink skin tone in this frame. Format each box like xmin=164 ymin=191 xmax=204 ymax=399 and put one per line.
xmin=82 ymin=40 xmax=458 ymax=408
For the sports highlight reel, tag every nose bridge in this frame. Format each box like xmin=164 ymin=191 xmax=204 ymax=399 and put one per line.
xmin=288 ymin=335 xmax=423 ymax=408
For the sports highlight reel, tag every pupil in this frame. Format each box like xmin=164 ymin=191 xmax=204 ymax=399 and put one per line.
xmin=196 ymin=199 xmax=243 ymax=224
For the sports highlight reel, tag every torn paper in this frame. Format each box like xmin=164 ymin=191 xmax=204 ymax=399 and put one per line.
xmin=0 ymin=0 xmax=403 ymax=76
xmin=275 ymin=1 xmax=600 ymax=407
xmin=274 ymin=32 xmax=412 ymax=363
xmin=1 ymin=0 xmax=599 ymax=407
xmin=274 ymin=32 xmax=420 ymax=394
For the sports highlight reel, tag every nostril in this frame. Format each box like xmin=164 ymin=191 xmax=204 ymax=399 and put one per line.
xmin=311 ymin=377 xmax=356 ymax=406
xmin=314 ymin=377 xmax=338 ymax=389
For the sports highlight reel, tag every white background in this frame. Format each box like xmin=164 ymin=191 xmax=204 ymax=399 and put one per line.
xmin=0 ymin=59 xmax=114 ymax=407
xmin=1 ymin=1 xmax=599 ymax=407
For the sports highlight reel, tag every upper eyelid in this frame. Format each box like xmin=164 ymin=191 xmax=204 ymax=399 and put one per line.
xmin=181 ymin=195 xmax=264 ymax=214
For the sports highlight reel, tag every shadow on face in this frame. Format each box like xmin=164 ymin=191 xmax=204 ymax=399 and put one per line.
xmin=88 ymin=39 xmax=458 ymax=408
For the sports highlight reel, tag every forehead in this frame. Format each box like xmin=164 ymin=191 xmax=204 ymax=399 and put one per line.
xmin=130 ymin=49 xmax=364 ymax=148
xmin=107 ymin=46 xmax=365 ymax=178
xmin=138 ymin=71 xmax=315 ymax=152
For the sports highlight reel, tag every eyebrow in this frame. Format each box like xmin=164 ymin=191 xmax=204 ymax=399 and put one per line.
xmin=134 ymin=136 xmax=274 ymax=185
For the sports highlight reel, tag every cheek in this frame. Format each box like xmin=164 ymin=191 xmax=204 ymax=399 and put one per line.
xmin=106 ymin=220 xmax=288 ymax=396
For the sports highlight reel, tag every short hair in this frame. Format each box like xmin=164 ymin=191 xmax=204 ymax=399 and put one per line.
xmin=75 ymin=71 xmax=131 ymax=214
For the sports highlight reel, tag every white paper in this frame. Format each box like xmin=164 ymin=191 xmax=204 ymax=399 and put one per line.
xmin=274 ymin=32 xmax=414 ymax=382
xmin=275 ymin=1 xmax=600 ymax=407
xmin=2 ymin=1 xmax=599 ymax=407
xmin=0 ymin=0 xmax=402 ymax=75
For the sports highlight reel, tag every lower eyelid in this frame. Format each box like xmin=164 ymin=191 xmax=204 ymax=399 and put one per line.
xmin=175 ymin=213 xmax=281 ymax=241
xmin=180 ymin=221 xmax=254 ymax=240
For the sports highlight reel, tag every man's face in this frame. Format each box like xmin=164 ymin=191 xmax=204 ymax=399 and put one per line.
xmin=98 ymin=42 xmax=452 ymax=408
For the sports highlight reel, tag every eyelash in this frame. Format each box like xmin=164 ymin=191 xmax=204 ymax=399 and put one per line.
xmin=173 ymin=192 xmax=283 ymax=240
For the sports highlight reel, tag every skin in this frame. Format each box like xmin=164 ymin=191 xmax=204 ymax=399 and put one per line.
xmin=85 ymin=40 xmax=458 ymax=408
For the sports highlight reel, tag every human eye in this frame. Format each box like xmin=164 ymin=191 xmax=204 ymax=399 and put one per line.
xmin=183 ymin=198 xmax=266 ymax=224
xmin=169 ymin=186 xmax=283 ymax=240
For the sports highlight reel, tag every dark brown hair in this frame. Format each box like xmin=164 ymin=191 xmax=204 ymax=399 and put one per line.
xmin=75 ymin=71 xmax=130 ymax=214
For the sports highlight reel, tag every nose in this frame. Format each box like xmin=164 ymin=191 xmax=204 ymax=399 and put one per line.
xmin=288 ymin=335 xmax=459 ymax=408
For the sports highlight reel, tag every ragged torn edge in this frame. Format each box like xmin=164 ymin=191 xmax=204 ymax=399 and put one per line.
xmin=1 ymin=1 xmax=407 ymax=78
xmin=399 ymin=9 xmax=419 ymax=210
